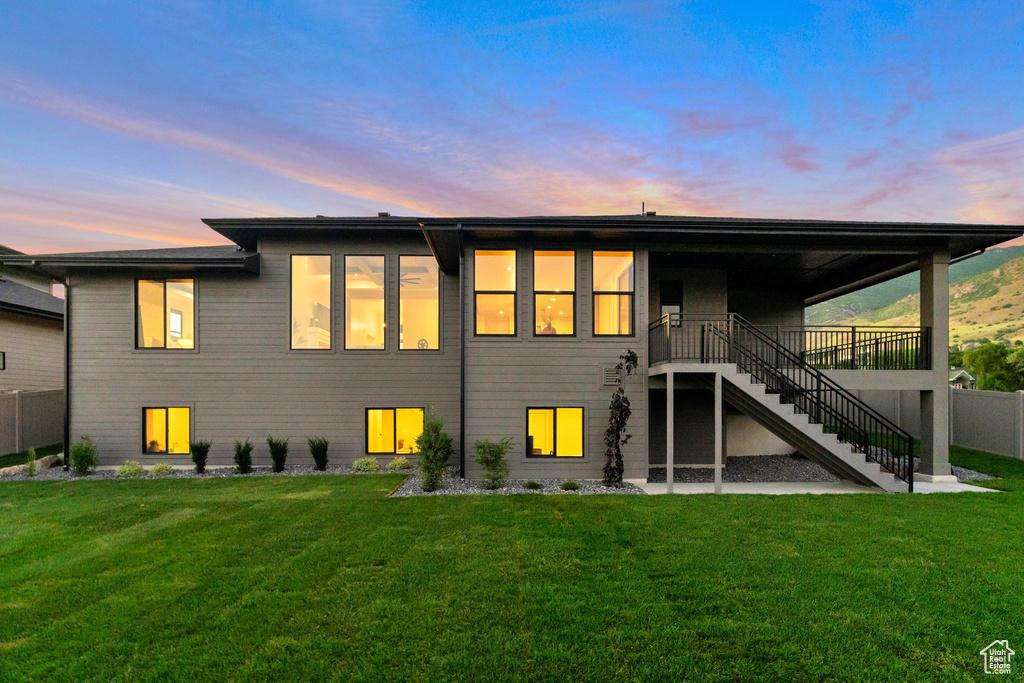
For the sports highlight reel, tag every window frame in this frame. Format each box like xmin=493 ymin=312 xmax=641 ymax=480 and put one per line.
xmin=525 ymin=406 xmax=585 ymax=458
xmin=473 ymin=248 xmax=518 ymax=337
xmin=344 ymin=254 xmax=387 ymax=351
xmin=141 ymin=406 xmax=191 ymax=456
xmin=532 ymin=250 xmax=576 ymax=338
xmin=398 ymin=254 xmax=442 ymax=352
xmin=289 ymin=254 xmax=334 ymax=352
xmin=591 ymin=250 xmax=635 ymax=337
xmin=365 ymin=406 xmax=425 ymax=455
xmin=134 ymin=277 xmax=197 ymax=351
xmin=0 ymin=351 xmax=5 ymax=371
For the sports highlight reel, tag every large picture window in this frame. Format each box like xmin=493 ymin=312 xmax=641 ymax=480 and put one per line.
xmin=399 ymin=256 xmax=439 ymax=350
xmin=346 ymin=256 xmax=386 ymax=350
xmin=136 ymin=279 xmax=195 ymax=349
xmin=143 ymin=407 xmax=191 ymax=455
xmin=533 ymin=250 xmax=574 ymax=336
xmin=475 ymin=249 xmax=516 ymax=335
xmin=593 ymin=251 xmax=634 ymax=336
xmin=527 ymin=407 xmax=584 ymax=457
xmin=291 ymin=255 xmax=332 ymax=349
xmin=366 ymin=408 xmax=424 ymax=454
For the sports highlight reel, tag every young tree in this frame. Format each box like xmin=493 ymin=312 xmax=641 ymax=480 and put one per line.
xmin=603 ymin=349 xmax=638 ymax=487
xmin=416 ymin=405 xmax=453 ymax=492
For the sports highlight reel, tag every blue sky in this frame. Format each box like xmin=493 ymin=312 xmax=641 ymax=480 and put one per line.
xmin=0 ymin=1 xmax=1022 ymax=252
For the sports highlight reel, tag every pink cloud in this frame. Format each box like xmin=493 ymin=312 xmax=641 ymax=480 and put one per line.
xmin=936 ymin=127 xmax=1024 ymax=224
xmin=845 ymin=151 xmax=880 ymax=170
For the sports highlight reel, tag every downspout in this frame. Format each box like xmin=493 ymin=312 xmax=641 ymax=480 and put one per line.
xmin=63 ymin=277 xmax=71 ymax=469
xmin=458 ymin=225 xmax=466 ymax=479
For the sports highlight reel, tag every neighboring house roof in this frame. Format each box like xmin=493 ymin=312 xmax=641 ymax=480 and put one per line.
xmin=949 ymin=367 xmax=976 ymax=382
xmin=202 ymin=214 xmax=1023 ymax=304
xmin=0 ymin=245 xmax=259 ymax=277
xmin=0 ymin=277 xmax=64 ymax=320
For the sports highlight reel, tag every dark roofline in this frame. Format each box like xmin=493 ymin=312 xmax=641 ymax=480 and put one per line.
xmin=0 ymin=278 xmax=64 ymax=320
xmin=0 ymin=246 xmax=260 ymax=277
xmin=0 ymin=299 xmax=64 ymax=321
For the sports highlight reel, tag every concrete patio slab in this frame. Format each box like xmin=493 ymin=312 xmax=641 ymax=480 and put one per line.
xmin=635 ymin=480 xmax=1000 ymax=495
xmin=912 ymin=481 xmax=999 ymax=494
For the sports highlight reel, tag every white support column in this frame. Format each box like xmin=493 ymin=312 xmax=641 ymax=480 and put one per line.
xmin=917 ymin=248 xmax=955 ymax=482
xmin=714 ymin=372 xmax=723 ymax=494
xmin=666 ymin=371 xmax=674 ymax=494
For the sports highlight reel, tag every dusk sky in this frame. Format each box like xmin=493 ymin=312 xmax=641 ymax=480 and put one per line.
xmin=1 ymin=1 xmax=1022 ymax=253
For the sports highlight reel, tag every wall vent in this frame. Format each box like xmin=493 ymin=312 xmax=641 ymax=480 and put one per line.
xmin=602 ymin=366 xmax=620 ymax=386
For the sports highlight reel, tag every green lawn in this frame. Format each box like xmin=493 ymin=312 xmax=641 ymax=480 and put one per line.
xmin=1 ymin=447 xmax=1023 ymax=681
xmin=0 ymin=443 xmax=63 ymax=470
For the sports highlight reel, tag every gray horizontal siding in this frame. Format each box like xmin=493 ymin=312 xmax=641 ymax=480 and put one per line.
xmin=69 ymin=235 xmax=460 ymax=467
xmin=0 ymin=311 xmax=64 ymax=392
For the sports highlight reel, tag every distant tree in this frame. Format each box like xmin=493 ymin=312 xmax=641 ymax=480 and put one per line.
xmin=948 ymin=345 xmax=964 ymax=367
xmin=964 ymin=343 xmax=1020 ymax=391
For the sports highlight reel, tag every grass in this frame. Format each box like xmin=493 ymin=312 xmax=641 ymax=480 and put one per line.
xmin=0 ymin=443 xmax=62 ymax=470
xmin=1 ymin=447 xmax=1023 ymax=680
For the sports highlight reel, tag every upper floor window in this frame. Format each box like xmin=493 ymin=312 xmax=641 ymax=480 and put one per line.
xmin=346 ymin=256 xmax=386 ymax=350
xmin=137 ymin=279 xmax=195 ymax=349
xmin=475 ymin=249 xmax=516 ymax=335
xmin=400 ymin=256 xmax=439 ymax=350
xmin=534 ymin=251 xmax=575 ymax=336
xmin=593 ymin=251 xmax=634 ymax=336
xmin=291 ymin=255 xmax=332 ymax=349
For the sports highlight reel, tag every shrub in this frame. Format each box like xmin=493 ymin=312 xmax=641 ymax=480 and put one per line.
xmin=386 ymin=456 xmax=412 ymax=472
xmin=308 ymin=437 xmax=329 ymax=471
xmin=190 ymin=440 xmax=212 ymax=474
xmin=603 ymin=349 xmax=639 ymax=487
xmin=151 ymin=463 xmax=174 ymax=477
xmin=524 ymin=479 xmax=542 ymax=490
xmin=234 ymin=440 xmax=254 ymax=474
xmin=560 ymin=479 xmax=580 ymax=492
xmin=70 ymin=436 xmax=98 ymax=476
xmin=416 ymin=405 xmax=453 ymax=492
xmin=353 ymin=457 xmax=380 ymax=472
xmin=27 ymin=447 xmax=37 ymax=477
xmin=474 ymin=437 xmax=513 ymax=490
xmin=267 ymin=436 xmax=289 ymax=473
xmin=115 ymin=460 xmax=146 ymax=479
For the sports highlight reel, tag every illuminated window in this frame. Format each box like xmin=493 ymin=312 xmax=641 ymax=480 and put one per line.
xmin=346 ymin=256 xmax=386 ymax=350
xmin=400 ymin=256 xmax=439 ymax=350
xmin=367 ymin=408 xmax=424 ymax=454
xmin=534 ymin=250 xmax=574 ymax=336
xmin=527 ymin=407 xmax=584 ymax=457
xmin=136 ymin=279 xmax=195 ymax=349
xmin=291 ymin=255 xmax=332 ymax=349
xmin=593 ymin=251 xmax=634 ymax=336
xmin=475 ymin=249 xmax=516 ymax=335
xmin=143 ymin=407 xmax=190 ymax=455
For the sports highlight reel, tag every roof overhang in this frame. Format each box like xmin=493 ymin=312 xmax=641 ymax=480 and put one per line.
xmin=0 ymin=249 xmax=260 ymax=278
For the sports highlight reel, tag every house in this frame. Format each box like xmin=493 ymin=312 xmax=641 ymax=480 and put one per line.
xmin=0 ymin=245 xmax=65 ymax=392
xmin=949 ymin=366 xmax=976 ymax=390
xmin=2 ymin=214 xmax=1020 ymax=491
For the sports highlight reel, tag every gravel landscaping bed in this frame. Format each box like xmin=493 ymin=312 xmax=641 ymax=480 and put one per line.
xmin=0 ymin=463 xmax=407 ymax=482
xmin=392 ymin=467 xmax=646 ymax=496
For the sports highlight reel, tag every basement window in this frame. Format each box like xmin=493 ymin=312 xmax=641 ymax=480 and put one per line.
xmin=527 ymin=407 xmax=584 ymax=457
xmin=143 ymin=407 xmax=191 ymax=455
xmin=366 ymin=408 xmax=424 ymax=454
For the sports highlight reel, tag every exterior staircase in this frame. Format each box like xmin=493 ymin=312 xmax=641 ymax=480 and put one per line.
xmin=651 ymin=313 xmax=914 ymax=492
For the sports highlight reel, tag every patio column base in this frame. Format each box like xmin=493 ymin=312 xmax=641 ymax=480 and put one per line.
xmin=914 ymin=472 xmax=958 ymax=484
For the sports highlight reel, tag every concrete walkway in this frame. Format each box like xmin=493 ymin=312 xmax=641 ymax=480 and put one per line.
xmin=632 ymin=480 xmax=999 ymax=495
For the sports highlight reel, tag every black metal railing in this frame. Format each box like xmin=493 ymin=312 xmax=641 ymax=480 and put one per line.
xmin=766 ymin=325 xmax=931 ymax=370
xmin=649 ymin=313 xmax=914 ymax=488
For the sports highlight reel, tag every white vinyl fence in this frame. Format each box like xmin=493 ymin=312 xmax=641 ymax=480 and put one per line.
xmin=856 ymin=387 xmax=1024 ymax=460
xmin=0 ymin=389 xmax=65 ymax=455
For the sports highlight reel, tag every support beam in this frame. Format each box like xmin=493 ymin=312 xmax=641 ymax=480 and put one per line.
xmin=666 ymin=372 xmax=674 ymax=494
xmin=917 ymin=249 xmax=955 ymax=483
xmin=714 ymin=372 xmax=723 ymax=494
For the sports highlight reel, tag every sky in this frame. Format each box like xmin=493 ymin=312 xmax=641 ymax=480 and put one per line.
xmin=0 ymin=0 xmax=1022 ymax=254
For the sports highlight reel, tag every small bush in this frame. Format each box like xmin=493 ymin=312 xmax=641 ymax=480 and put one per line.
xmin=27 ymin=448 xmax=37 ymax=477
xmin=234 ymin=440 xmax=254 ymax=474
xmin=386 ymin=456 xmax=412 ymax=472
xmin=70 ymin=436 xmax=98 ymax=476
xmin=560 ymin=480 xmax=580 ymax=491
xmin=416 ymin=406 xmax=453 ymax=492
xmin=474 ymin=437 xmax=513 ymax=490
xmin=353 ymin=457 xmax=380 ymax=472
xmin=524 ymin=480 xmax=542 ymax=490
xmin=115 ymin=460 xmax=146 ymax=479
xmin=267 ymin=436 xmax=289 ymax=473
xmin=190 ymin=440 xmax=212 ymax=474
xmin=308 ymin=437 xmax=329 ymax=471
xmin=151 ymin=463 xmax=174 ymax=477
